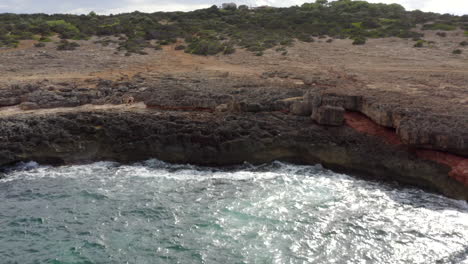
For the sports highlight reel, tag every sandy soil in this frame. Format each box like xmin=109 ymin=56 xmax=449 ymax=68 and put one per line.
xmin=0 ymin=30 xmax=467 ymax=114
xmin=0 ymin=102 xmax=148 ymax=117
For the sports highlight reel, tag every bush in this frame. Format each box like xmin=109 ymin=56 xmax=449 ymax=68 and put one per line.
xmin=56 ymin=40 xmax=80 ymax=50
xmin=297 ymin=33 xmax=314 ymax=42
xmin=422 ymin=23 xmax=457 ymax=31
xmin=1 ymin=1 xmax=467 ymax=56
xmin=118 ymin=37 xmax=149 ymax=54
xmin=436 ymin=32 xmax=447 ymax=37
xmin=34 ymin=42 xmax=45 ymax=47
xmin=452 ymin=49 xmax=462 ymax=54
xmin=39 ymin=36 xmax=52 ymax=42
xmin=223 ymin=43 xmax=235 ymax=54
xmin=185 ymin=38 xmax=230 ymax=55
xmin=46 ymin=20 xmax=80 ymax=39
xmin=460 ymin=41 xmax=468 ymax=46
xmin=352 ymin=36 xmax=366 ymax=45
xmin=414 ymin=40 xmax=425 ymax=47
xmin=174 ymin=45 xmax=186 ymax=50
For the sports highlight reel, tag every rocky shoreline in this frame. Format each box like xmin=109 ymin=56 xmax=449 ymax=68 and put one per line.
xmin=0 ymin=75 xmax=467 ymax=201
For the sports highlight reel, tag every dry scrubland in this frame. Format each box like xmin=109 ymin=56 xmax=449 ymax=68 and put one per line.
xmin=0 ymin=28 xmax=467 ymax=114
xmin=0 ymin=28 xmax=468 ymax=199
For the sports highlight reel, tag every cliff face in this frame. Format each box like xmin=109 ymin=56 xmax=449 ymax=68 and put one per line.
xmin=299 ymin=92 xmax=468 ymax=188
xmin=0 ymin=108 xmax=467 ymax=200
xmin=0 ymin=72 xmax=467 ymax=200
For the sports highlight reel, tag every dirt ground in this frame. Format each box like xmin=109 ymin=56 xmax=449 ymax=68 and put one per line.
xmin=0 ymin=30 xmax=467 ymax=115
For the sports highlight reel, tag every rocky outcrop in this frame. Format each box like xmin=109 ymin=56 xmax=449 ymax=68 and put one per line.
xmin=1 ymin=76 xmax=467 ymax=200
xmin=313 ymin=106 xmax=345 ymax=126
xmin=290 ymin=100 xmax=312 ymax=116
xmin=0 ymin=109 xmax=467 ymax=200
xmin=398 ymin=115 xmax=468 ymax=157
xmin=287 ymin=90 xmax=468 ymax=158
xmin=0 ymin=97 xmax=21 ymax=107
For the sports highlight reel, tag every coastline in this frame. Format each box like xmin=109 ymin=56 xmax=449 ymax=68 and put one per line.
xmin=0 ymin=101 xmax=467 ymax=201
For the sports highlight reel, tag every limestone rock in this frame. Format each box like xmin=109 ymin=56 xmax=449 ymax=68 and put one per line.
xmin=227 ymin=100 xmax=241 ymax=112
xmin=312 ymin=105 xmax=345 ymax=126
xmin=0 ymin=97 xmax=21 ymax=107
xmin=215 ymin=104 xmax=229 ymax=112
xmin=397 ymin=115 xmax=468 ymax=157
xmin=240 ymin=102 xmax=262 ymax=113
xmin=290 ymin=101 xmax=312 ymax=116
xmin=19 ymin=102 xmax=40 ymax=110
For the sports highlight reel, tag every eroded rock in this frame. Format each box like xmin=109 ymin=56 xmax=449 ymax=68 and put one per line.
xmin=312 ymin=105 xmax=345 ymax=126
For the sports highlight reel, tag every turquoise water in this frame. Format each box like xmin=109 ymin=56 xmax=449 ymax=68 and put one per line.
xmin=0 ymin=160 xmax=467 ymax=264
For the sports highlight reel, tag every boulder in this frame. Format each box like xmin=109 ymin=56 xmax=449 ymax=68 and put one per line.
xmin=215 ymin=104 xmax=229 ymax=112
xmin=227 ymin=100 xmax=241 ymax=112
xmin=397 ymin=115 xmax=468 ymax=157
xmin=320 ymin=93 xmax=363 ymax=111
xmin=240 ymin=102 xmax=262 ymax=113
xmin=19 ymin=102 xmax=40 ymax=111
xmin=312 ymin=106 xmax=345 ymax=126
xmin=290 ymin=101 xmax=312 ymax=116
xmin=0 ymin=97 xmax=21 ymax=107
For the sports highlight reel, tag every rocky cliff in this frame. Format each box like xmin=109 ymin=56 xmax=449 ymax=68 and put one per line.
xmin=0 ymin=75 xmax=467 ymax=200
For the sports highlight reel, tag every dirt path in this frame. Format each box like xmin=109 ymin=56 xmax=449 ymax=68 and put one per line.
xmin=0 ymin=103 xmax=147 ymax=117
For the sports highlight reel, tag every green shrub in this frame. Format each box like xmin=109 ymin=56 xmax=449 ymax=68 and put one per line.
xmin=297 ymin=33 xmax=314 ymax=43
xmin=56 ymin=39 xmax=80 ymax=50
xmin=422 ymin=23 xmax=457 ymax=31
xmin=0 ymin=1 xmax=467 ymax=56
xmin=34 ymin=42 xmax=45 ymax=47
xmin=158 ymin=39 xmax=175 ymax=45
xmin=39 ymin=37 xmax=52 ymax=42
xmin=452 ymin=49 xmax=462 ymax=54
xmin=118 ymin=37 xmax=150 ymax=54
xmin=352 ymin=36 xmax=366 ymax=45
xmin=46 ymin=20 xmax=80 ymax=39
xmin=223 ymin=43 xmax=235 ymax=54
xmin=460 ymin=41 xmax=468 ymax=46
xmin=174 ymin=45 xmax=186 ymax=50
xmin=186 ymin=38 xmax=224 ymax=55
xmin=436 ymin=32 xmax=447 ymax=37
xmin=414 ymin=40 xmax=425 ymax=47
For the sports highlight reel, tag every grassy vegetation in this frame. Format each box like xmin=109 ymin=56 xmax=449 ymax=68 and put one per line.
xmin=414 ymin=39 xmax=425 ymax=47
xmin=0 ymin=0 xmax=467 ymax=55
xmin=422 ymin=23 xmax=457 ymax=31
xmin=56 ymin=39 xmax=80 ymax=50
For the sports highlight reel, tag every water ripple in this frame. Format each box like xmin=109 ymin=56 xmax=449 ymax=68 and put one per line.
xmin=0 ymin=160 xmax=466 ymax=263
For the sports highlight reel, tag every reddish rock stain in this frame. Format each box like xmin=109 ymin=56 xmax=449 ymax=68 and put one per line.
xmin=344 ymin=112 xmax=468 ymax=186
xmin=344 ymin=112 xmax=402 ymax=145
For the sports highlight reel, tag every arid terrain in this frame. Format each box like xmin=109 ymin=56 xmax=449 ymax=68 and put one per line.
xmin=0 ymin=31 xmax=467 ymax=199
